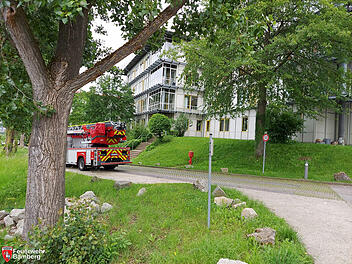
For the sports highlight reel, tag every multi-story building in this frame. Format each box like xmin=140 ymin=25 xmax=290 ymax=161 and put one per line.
xmin=123 ymin=34 xmax=256 ymax=140
xmin=124 ymin=35 xmax=352 ymax=144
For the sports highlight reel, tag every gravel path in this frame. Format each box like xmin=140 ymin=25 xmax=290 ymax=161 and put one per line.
xmin=238 ymin=188 xmax=352 ymax=264
xmin=66 ymin=166 xmax=352 ymax=264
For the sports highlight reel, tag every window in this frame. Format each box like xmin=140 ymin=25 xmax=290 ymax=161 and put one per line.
xmin=206 ymin=120 xmax=210 ymax=132
xmin=196 ymin=120 xmax=202 ymax=131
xmin=220 ymin=118 xmax=230 ymax=132
xmin=184 ymin=95 xmax=198 ymax=110
xmin=141 ymin=79 xmax=145 ymax=91
xmin=242 ymin=116 xmax=248 ymax=132
xmin=163 ymin=63 xmax=177 ymax=85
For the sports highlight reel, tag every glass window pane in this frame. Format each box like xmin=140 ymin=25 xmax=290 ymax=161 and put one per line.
xmin=225 ymin=119 xmax=230 ymax=131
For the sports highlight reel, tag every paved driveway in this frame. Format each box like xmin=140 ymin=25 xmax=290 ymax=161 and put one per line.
xmin=67 ymin=165 xmax=352 ymax=264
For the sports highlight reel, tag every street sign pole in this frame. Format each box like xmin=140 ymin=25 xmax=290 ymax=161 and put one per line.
xmin=262 ymin=134 xmax=269 ymax=174
xmin=262 ymin=141 xmax=266 ymax=174
xmin=208 ymin=133 xmax=213 ymax=229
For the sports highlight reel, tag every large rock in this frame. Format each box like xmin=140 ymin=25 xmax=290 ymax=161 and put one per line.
xmin=212 ymin=186 xmax=227 ymax=197
xmin=114 ymin=181 xmax=132 ymax=190
xmin=9 ymin=209 xmax=25 ymax=222
xmin=232 ymin=202 xmax=246 ymax=209
xmin=241 ymin=208 xmax=258 ymax=219
xmin=247 ymin=227 xmax=276 ymax=245
xmin=334 ymin=172 xmax=351 ymax=182
xmin=90 ymin=201 xmax=100 ymax=212
xmin=214 ymin=196 xmax=233 ymax=207
xmin=4 ymin=215 xmax=15 ymax=227
xmin=4 ymin=235 xmax=14 ymax=241
xmin=193 ymin=180 xmax=208 ymax=192
xmin=217 ymin=259 xmax=248 ymax=264
xmin=14 ymin=219 xmax=24 ymax=237
xmin=4 ymin=215 xmax=14 ymax=227
xmin=80 ymin=191 xmax=99 ymax=202
xmin=137 ymin=188 xmax=146 ymax=197
xmin=101 ymin=203 xmax=113 ymax=213
xmin=0 ymin=210 xmax=9 ymax=221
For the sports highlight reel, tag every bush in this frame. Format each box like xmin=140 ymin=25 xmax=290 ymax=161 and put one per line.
xmin=8 ymin=203 xmax=131 ymax=264
xmin=129 ymin=124 xmax=152 ymax=141
xmin=172 ymin=114 xmax=189 ymax=137
xmin=148 ymin=114 xmax=171 ymax=139
xmin=145 ymin=135 xmax=174 ymax=151
xmin=266 ymin=107 xmax=304 ymax=143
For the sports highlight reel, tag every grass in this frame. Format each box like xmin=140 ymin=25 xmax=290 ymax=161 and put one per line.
xmin=134 ymin=136 xmax=352 ymax=182
xmin=0 ymin=150 xmax=313 ymax=264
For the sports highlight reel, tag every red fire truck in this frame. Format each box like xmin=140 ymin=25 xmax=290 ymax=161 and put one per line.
xmin=66 ymin=121 xmax=131 ymax=170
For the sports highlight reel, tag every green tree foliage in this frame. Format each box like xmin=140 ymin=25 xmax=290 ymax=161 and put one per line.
xmin=266 ymin=106 xmax=304 ymax=143
xmin=173 ymin=0 xmax=352 ymax=156
xmin=69 ymin=68 xmax=135 ymax=125
xmin=148 ymin=114 xmax=171 ymax=139
xmin=172 ymin=113 xmax=188 ymax=137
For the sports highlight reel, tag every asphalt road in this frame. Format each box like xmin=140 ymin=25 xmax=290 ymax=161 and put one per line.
xmin=67 ymin=165 xmax=352 ymax=264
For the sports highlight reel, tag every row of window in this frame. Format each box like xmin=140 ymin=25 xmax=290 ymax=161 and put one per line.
xmin=194 ymin=117 xmax=249 ymax=132
xmin=131 ymin=63 xmax=178 ymax=94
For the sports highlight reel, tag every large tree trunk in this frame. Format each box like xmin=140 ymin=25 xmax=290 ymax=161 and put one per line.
xmin=24 ymin=90 xmax=74 ymax=238
xmin=255 ymin=84 xmax=267 ymax=158
xmin=5 ymin=127 xmax=14 ymax=156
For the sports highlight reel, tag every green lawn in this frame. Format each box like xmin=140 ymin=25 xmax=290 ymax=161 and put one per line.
xmin=0 ymin=150 xmax=313 ymax=264
xmin=134 ymin=137 xmax=352 ymax=182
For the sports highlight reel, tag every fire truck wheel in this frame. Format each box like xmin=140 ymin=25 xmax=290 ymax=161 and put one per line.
xmin=78 ymin=157 xmax=87 ymax=171
xmin=103 ymin=165 xmax=116 ymax=170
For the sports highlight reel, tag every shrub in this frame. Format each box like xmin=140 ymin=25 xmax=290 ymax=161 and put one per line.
xmin=172 ymin=114 xmax=189 ymax=137
xmin=148 ymin=114 xmax=171 ymax=139
xmin=9 ymin=203 xmax=131 ymax=264
xmin=266 ymin=106 xmax=304 ymax=143
xmin=129 ymin=124 xmax=152 ymax=141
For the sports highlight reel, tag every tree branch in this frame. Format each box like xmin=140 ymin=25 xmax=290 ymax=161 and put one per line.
xmin=1 ymin=2 xmax=50 ymax=99
xmin=67 ymin=0 xmax=187 ymax=92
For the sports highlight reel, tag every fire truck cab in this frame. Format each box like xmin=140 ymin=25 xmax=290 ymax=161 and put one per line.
xmin=66 ymin=121 xmax=131 ymax=170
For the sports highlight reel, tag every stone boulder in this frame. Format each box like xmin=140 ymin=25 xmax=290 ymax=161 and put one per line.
xmin=101 ymin=203 xmax=113 ymax=213
xmin=90 ymin=176 xmax=101 ymax=183
xmin=114 ymin=181 xmax=132 ymax=190
xmin=220 ymin=168 xmax=229 ymax=173
xmin=9 ymin=209 xmax=25 ymax=222
xmin=193 ymin=180 xmax=208 ymax=192
xmin=4 ymin=215 xmax=15 ymax=227
xmin=90 ymin=201 xmax=100 ymax=212
xmin=247 ymin=227 xmax=276 ymax=245
xmin=0 ymin=210 xmax=9 ymax=221
xmin=4 ymin=235 xmax=14 ymax=241
xmin=212 ymin=186 xmax=227 ymax=197
xmin=334 ymin=172 xmax=351 ymax=182
xmin=14 ymin=219 xmax=24 ymax=237
xmin=137 ymin=188 xmax=146 ymax=196
xmin=80 ymin=191 xmax=99 ymax=202
xmin=232 ymin=202 xmax=246 ymax=209
xmin=214 ymin=196 xmax=233 ymax=207
xmin=241 ymin=208 xmax=258 ymax=219
xmin=217 ymin=259 xmax=248 ymax=264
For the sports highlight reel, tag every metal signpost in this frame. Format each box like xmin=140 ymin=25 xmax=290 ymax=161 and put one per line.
xmin=262 ymin=133 xmax=269 ymax=174
xmin=208 ymin=133 xmax=213 ymax=229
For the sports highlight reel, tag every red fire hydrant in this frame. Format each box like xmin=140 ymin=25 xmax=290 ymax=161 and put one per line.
xmin=188 ymin=151 xmax=194 ymax=165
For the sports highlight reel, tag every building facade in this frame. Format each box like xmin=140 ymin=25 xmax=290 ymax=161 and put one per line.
xmin=124 ymin=38 xmax=352 ymax=144
xmin=124 ymin=40 xmax=256 ymax=140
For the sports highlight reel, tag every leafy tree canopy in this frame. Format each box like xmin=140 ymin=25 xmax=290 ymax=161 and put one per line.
xmin=69 ymin=68 xmax=135 ymax=124
xmin=174 ymin=0 xmax=352 ymax=118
